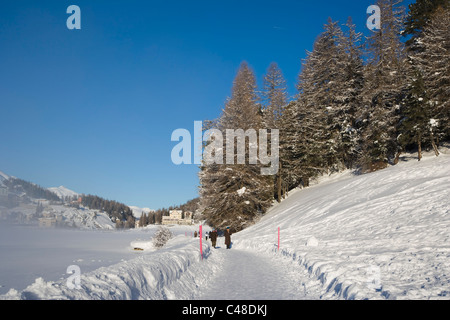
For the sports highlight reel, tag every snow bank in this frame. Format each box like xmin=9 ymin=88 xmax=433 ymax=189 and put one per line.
xmin=1 ymin=234 xmax=212 ymax=300
xmin=232 ymin=152 xmax=450 ymax=300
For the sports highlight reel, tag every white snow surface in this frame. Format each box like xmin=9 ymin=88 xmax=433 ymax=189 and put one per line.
xmin=0 ymin=224 xmax=206 ymax=298
xmin=1 ymin=151 xmax=449 ymax=300
xmin=47 ymin=186 xmax=78 ymax=199
xmin=234 ymin=151 xmax=450 ymax=300
xmin=237 ymin=187 xmax=246 ymax=196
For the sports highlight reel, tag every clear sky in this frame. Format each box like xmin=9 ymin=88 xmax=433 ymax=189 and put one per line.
xmin=0 ymin=0 xmax=413 ymax=209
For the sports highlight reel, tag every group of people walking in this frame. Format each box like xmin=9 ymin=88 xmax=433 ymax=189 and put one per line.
xmin=202 ymin=227 xmax=232 ymax=249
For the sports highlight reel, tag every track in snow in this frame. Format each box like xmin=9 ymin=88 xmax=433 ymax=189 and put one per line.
xmin=195 ymin=238 xmax=318 ymax=300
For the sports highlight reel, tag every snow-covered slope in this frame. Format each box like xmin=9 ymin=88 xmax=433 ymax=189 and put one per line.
xmin=233 ymin=151 xmax=450 ymax=300
xmin=0 ymin=171 xmax=9 ymax=182
xmin=0 ymin=202 xmax=115 ymax=230
xmin=47 ymin=186 xmax=78 ymax=199
xmin=0 ymin=172 xmax=116 ymax=229
xmin=51 ymin=205 xmax=115 ymax=229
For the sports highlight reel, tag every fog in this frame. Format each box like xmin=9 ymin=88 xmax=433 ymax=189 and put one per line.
xmin=0 ymin=223 xmax=160 ymax=294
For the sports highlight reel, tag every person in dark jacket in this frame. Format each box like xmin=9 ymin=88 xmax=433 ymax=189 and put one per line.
xmin=209 ymin=229 xmax=218 ymax=248
xmin=224 ymin=227 xmax=232 ymax=249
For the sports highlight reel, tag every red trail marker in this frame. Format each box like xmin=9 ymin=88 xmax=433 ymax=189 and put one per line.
xmin=278 ymin=227 xmax=280 ymax=251
xmin=199 ymin=225 xmax=203 ymax=260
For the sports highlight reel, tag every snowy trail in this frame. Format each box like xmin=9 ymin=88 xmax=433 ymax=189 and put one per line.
xmin=196 ymin=238 xmax=319 ymax=300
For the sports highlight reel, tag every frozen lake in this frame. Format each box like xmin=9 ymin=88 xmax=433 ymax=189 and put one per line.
xmin=0 ymin=223 xmax=199 ymax=295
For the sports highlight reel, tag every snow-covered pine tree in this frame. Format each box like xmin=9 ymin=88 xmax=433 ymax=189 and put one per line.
xmin=261 ymin=62 xmax=288 ymax=130
xmin=138 ymin=212 xmax=145 ymax=227
xmin=277 ymin=98 xmax=318 ymax=193
xmin=125 ymin=215 xmax=135 ymax=229
xmin=221 ymin=62 xmax=262 ymax=131
xmin=398 ymin=70 xmax=432 ymax=161
xmin=297 ymin=18 xmax=353 ymax=173
xmin=359 ymin=0 xmax=407 ymax=172
xmin=199 ymin=62 xmax=273 ymax=232
xmin=410 ymin=6 xmax=450 ymax=145
xmin=336 ymin=18 xmax=365 ymax=169
xmin=404 ymin=0 xmax=450 ymax=49
xmin=261 ymin=62 xmax=288 ymax=202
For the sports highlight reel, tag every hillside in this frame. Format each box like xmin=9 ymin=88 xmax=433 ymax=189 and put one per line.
xmin=0 ymin=171 xmax=9 ymax=182
xmin=232 ymin=150 xmax=450 ymax=299
xmin=0 ymin=174 xmax=126 ymax=229
xmin=47 ymin=186 xmax=79 ymax=200
xmin=1 ymin=150 xmax=448 ymax=300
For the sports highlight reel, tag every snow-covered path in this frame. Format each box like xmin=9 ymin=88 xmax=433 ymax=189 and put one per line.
xmin=195 ymin=238 xmax=319 ymax=300
xmin=197 ymin=249 xmax=303 ymax=300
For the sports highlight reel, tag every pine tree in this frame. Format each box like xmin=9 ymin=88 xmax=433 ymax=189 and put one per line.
xmin=359 ymin=0 xmax=407 ymax=171
xmin=398 ymin=71 xmax=432 ymax=160
xmin=404 ymin=0 xmax=450 ymax=48
xmin=199 ymin=62 xmax=273 ymax=231
xmin=115 ymin=219 xmax=123 ymax=229
xmin=410 ymin=6 xmax=450 ymax=144
xmin=138 ymin=213 xmax=144 ymax=228
xmin=143 ymin=212 xmax=148 ymax=226
xmin=35 ymin=201 xmax=44 ymax=216
xmin=125 ymin=215 xmax=135 ymax=229
xmin=338 ymin=18 xmax=365 ymax=168
xmin=278 ymin=99 xmax=314 ymax=192
xmin=261 ymin=62 xmax=288 ymax=130
xmin=297 ymin=18 xmax=353 ymax=173
xmin=219 ymin=62 xmax=262 ymax=131
xmin=261 ymin=62 xmax=288 ymax=202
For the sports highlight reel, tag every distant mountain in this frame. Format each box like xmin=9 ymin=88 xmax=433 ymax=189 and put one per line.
xmin=1 ymin=171 xmax=78 ymax=201
xmin=48 ymin=186 xmax=79 ymax=200
xmin=0 ymin=170 xmax=136 ymax=228
xmin=0 ymin=171 xmax=10 ymax=183
xmin=2 ymin=176 xmax=60 ymax=202
xmin=129 ymin=206 xmax=154 ymax=218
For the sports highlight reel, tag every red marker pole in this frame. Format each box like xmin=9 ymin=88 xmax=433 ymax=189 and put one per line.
xmin=278 ymin=227 xmax=280 ymax=252
xmin=199 ymin=225 xmax=203 ymax=260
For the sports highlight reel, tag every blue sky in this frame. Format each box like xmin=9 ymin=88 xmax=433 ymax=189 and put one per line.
xmin=0 ymin=0 xmax=413 ymax=209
